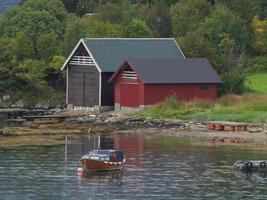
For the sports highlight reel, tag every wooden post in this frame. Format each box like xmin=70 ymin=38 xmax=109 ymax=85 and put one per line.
xmin=65 ymin=135 xmax=68 ymax=164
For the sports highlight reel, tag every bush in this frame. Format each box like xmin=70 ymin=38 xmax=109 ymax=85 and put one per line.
xmin=218 ymin=73 xmax=246 ymax=95
xmin=248 ymin=56 xmax=267 ymax=72
xmin=159 ymin=95 xmax=182 ymax=110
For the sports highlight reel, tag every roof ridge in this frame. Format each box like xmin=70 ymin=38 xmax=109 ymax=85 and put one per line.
xmin=83 ymin=38 xmax=174 ymax=40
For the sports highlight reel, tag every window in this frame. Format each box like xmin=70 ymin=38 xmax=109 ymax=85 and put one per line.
xmin=200 ymin=84 xmax=209 ymax=92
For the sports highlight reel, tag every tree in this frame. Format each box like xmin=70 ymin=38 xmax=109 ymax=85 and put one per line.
xmin=251 ymin=16 xmax=267 ymax=55
xmin=23 ymin=0 xmax=67 ymax=22
xmin=138 ymin=2 xmax=171 ymax=37
xmin=63 ymin=17 xmax=88 ymax=55
xmin=36 ymin=32 xmax=62 ymax=62
xmin=170 ymin=0 xmax=210 ymax=37
xmin=2 ymin=9 xmax=63 ymax=46
xmin=126 ymin=18 xmax=153 ymax=38
xmin=17 ymin=59 xmax=47 ymax=92
xmin=177 ymin=31 xmax=214 ymax=58
xmin=46 ymin=56 xmax=66 ymax=89
xmin=214 ymin=0 xmax=259 ymax=23
xmin=199 ymin=5 xmax=249 ymax=49
xmin=86 ymin=21 xmax=123 ymax=38
xmin=95 ymin=1 xmax=136 ymax=25
xmin=215 ymin=34 xmax=248 ymax=95
xmin=12 ymin=32 xmax=35 ymax=61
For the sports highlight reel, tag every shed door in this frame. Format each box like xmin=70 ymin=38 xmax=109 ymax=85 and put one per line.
xmin=68 ymin=65 xmax=99 ymax=107
xmin=69 ymin=71 xmax=84 ymax=106
xmin=120 ymin=84 xmax=140 ymax=107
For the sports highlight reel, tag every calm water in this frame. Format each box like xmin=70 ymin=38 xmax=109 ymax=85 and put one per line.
xmin=0 ymin=134 xmax=266 ymax=200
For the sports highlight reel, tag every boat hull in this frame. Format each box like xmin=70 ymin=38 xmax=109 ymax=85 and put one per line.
xmin=81 ymin=159 xmax=124 ymax=172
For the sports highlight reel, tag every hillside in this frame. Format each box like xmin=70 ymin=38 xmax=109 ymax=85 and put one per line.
xmin=0 ymin=0 xmax=20 ymax=14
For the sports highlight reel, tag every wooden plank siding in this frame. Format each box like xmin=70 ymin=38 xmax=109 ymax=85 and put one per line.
xmin=68 ymin=65 xmax=99 ymax=107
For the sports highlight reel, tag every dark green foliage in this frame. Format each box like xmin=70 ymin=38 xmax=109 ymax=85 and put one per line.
xmin=171 ymin=0 xmax=210 ymax=37
xmin=199 ymin=5 xmax=249 ymax=49
xmin=126 ymin=19 xmax=153 ymax=38
xmin=248 ymin=57 xmax=267 ymax=72
xmin=138 ymin=2 xmax=171 ymax=37
xmin=218 ymin=73 xmax=246 ymax=95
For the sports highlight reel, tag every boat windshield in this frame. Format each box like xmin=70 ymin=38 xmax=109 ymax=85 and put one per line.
xmin=88 ymin=150 xmax=112 ymax=156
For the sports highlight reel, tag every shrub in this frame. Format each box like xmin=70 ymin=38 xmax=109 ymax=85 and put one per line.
xmin=218 ymin=72 xmax=246 ymax=95
xmin=248 ymin=56 xmax=267 ymax=72
xmin=159 ymin=95 xmax=182 ymax=110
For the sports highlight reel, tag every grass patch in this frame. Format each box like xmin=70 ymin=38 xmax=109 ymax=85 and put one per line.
xmin=139 ymin=94 xmax=267 ymax=123
xmin=245 ymin=72 xmax=267 ymax=94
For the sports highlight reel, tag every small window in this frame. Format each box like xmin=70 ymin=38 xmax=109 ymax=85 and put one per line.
xmin=200 ymin=84 xmax=209 ymax=92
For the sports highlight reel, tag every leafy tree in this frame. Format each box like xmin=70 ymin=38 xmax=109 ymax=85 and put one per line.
xmin=215 ymin=35 xmax=248 ymax=95
xmin=36 ymin=32 xmax=62 ymax=62
xmin=177 ymin=31 xmax=214 ymax=58
xmin=215 ymin=0 xmax=259 ymax=23
xmin=251 ymin=16 xmax=267 ymax=55
xmin=2 ymin=9 xmax=63 ymax=45
xmin=63 ymin=17 xmax=88 ymax=55
xmin=23 ymin=0 xmax=67 ymax=22
xmin=87 ymin=21 xmax=123 ymax=37
xmin=170 ymin=0 xmax=210 ymax=37
xmin=95 ymin=1 xmax=136 ymax=25
xmin=17 ymin=59 xmax=47 ymax=91
xmin=215 ymin=34 xmax=247 ymax=74
xmin=199 ymin=5 xmax=249 ymax=49
xmin=138 ymin=2 xmax=171 ymax=37
xmin=12 ymin=32 xmax=35 ymax=61
xmin=0 ymin=37 xmax=14 ymax=63
xmin=0 ymin=32 xmax=34 ymax=62
xmin=46 ymin=56 xmax=66 ymax=89
xmin=126 ymin=18 xmax=153 ymax=38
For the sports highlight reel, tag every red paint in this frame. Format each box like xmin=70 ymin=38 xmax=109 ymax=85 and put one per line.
xmin=144 ymin=84 xmax=217 ymax=105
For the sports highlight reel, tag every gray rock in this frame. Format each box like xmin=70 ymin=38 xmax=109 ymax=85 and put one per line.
xmin=56 ymin=104 xmax=65 ymax=109
xmin=11 ymin=100 xmax=25 ymax=108
xmin=35 ymin=103 xmax=50 ymax=110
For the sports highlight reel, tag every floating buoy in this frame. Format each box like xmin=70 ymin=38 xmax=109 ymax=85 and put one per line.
xmin=77 ymin=167 xmax=84 ymax=176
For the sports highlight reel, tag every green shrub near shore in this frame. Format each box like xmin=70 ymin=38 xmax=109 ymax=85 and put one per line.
xmin=139 ymin=94 xmax=267 ymax=123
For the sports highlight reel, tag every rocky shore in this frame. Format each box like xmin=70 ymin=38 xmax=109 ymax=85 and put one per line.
xmin=1 ymin=109 xmax=267 ymax=146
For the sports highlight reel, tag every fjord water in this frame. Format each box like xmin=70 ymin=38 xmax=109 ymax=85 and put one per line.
xmin=0 ymin=134 xmax=266 ymax=200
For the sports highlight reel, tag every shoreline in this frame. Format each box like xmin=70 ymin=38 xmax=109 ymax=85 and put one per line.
xmin=0 ymin=109 xmax=267 ymax=147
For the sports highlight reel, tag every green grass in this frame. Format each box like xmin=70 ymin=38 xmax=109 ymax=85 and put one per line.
xmin=246 ymin=72 xmax=267 ymax=94
xmin=138 ymin=94 xmax=267 ymax=123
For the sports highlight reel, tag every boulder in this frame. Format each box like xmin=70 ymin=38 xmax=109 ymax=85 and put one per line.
xmin=35 ymin=103 xmax=50 ymax=110
xmin=11 ymin=100 xmax=25 ymax=108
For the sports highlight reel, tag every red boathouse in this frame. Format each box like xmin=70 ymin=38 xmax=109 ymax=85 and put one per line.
xmin=109 ymin=58 xmax=221 ymax=111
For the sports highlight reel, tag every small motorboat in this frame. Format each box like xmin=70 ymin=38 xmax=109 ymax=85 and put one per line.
xmin=79 ymin=150 xmax=126 ymax=172
xmin=233 ymin=160 xmax=267 ymax=171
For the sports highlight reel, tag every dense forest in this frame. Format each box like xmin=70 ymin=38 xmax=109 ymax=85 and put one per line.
xmin=0 ymin=0 xmax=266 ymax=106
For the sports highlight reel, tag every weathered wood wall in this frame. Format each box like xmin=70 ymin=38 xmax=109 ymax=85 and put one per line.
xmin=68 ymin=65 xmax=99 ymax=107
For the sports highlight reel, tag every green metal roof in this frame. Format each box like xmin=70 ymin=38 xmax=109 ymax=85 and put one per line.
xmin=83 ymin=38 xmax=185 ymax=72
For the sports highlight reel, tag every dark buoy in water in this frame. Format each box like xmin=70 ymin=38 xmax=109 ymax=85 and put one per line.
xmin=77 ymin=167 xmax=85 ymax=176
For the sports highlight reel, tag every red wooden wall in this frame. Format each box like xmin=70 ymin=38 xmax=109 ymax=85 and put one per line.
xmin=114 ymin=81 xmax=217 ymax=107
xmin=144 ymin=84 xmax=217 ymax=105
